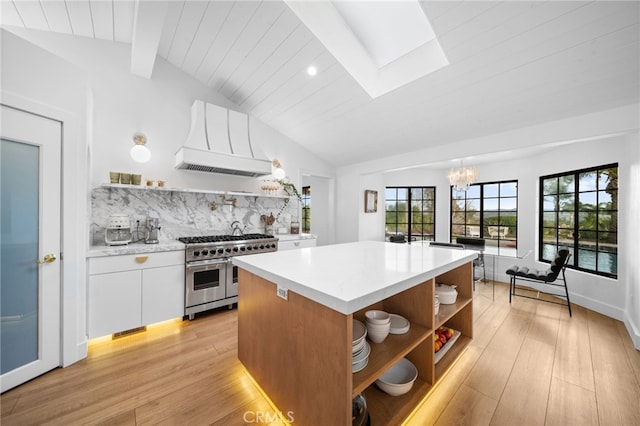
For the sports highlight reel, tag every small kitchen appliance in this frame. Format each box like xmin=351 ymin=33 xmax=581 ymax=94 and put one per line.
xmin=144 ymin=217 xmax=161 ymax=244
xmin=105 ymin=214 xmax=132 ymax=246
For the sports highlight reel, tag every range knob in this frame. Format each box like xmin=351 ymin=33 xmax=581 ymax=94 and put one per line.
xmin=232 ymin=247 xmax=239 ymax=252
xmin=240 ymin=247 xmax=246 ymax=252
xmin=217 ymin=249 xmax=224 ymax=254
xmin=247 ymin=246 xmax=252 ymax=251
xmin=259 ymin=245 xmax=264 ymax=250
xmin=201 ymin=249 xmax=209 ymax=255
xmin=225 ymin=248 xmax=231 ymax=253
xmin=193 ymin=251 xmax=200 ymax=256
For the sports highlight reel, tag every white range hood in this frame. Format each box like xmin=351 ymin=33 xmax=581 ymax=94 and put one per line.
xmin=175 ymin=101 xmax=272 ymax=177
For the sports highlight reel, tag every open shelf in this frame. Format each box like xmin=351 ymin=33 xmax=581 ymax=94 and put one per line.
xmin=362 ymin=377 xmax=432 ymax=426
xmin=435 ymin=334 xmax=471 ymax=379
xmin=99 ymin=183 xmax=290 ymax=199
xmin=435 ymin=296 xmax=472 ymax=328
xmin=352 ymin=324 xmax=430 ymax=396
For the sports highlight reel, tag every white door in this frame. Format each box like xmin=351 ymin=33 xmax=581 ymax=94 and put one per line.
xmin=1 ymin=104 xmax=61 ymax=392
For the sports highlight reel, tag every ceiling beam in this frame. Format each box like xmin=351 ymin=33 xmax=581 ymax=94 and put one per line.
xmin=130 ymin=0 xmax=168 ymax=79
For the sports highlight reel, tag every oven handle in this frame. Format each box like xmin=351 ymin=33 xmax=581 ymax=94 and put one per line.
xmin=186 ymin=258 xmax=232 ymax=270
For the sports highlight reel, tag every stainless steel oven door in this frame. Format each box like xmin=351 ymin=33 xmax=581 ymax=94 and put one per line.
xmin=186 ymin=259 xmax=228 ymax=309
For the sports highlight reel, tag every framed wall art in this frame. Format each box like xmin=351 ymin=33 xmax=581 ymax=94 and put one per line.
xmin=364 ymin=190 xmax=378 ymax=213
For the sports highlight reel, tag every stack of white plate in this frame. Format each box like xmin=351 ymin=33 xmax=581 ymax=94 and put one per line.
xmin=352 ymin=319 xmax=370 ymax=373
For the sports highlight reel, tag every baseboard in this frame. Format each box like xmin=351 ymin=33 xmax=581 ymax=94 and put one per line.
xmin=63 ymin=338 xmax=88 ymax=367
xmin=569 ymin=292 xmax=626 ymax=322
xmin=623 ymin=315 xmax=640 ymax=350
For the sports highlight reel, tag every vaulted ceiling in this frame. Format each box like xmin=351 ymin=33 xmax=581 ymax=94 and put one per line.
xmin=2 ymin=1 xmax=639 ymax=167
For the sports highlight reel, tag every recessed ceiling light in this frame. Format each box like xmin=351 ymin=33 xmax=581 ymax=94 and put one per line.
xmin=307 ymin=65 xmax=317 ymax=76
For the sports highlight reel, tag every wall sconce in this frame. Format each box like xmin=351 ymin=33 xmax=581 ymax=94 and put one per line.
xmin=130 ymin=133 xmax=151 ymax=163
xmin=272 ymin=159 xmax=286 ymax=180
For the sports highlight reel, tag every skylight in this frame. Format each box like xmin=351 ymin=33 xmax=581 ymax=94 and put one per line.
xmin=332 ymin=1 xmax=436 ymax=68
xmin=285 ymin=0 xmax=448 ymax=98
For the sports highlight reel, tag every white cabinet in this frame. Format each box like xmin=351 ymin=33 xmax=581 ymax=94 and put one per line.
xmin=88 ymin=251 xmax=184 ymax=338
xmin=89 ymin=270 xmax=142 ymax=338
xmin=279 ymin=237 xmax=317 ymax=251
xmin=142 ymin=265 xmax=184 ymax=324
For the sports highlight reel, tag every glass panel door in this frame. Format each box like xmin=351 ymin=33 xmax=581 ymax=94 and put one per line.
xmin=1 ymin=139 xmax=39 ymax=373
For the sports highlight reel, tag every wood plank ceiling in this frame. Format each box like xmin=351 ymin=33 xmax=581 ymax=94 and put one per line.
xmin=2 ymin=1 xmax=639 ymax=167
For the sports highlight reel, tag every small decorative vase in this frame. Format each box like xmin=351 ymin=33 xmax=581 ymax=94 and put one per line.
xmin=264 ymin=224 xmax=274 ymax=235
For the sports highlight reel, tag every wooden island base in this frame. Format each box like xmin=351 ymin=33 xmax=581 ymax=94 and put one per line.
xmin=237 ymin=261 xmax=473 ymax=425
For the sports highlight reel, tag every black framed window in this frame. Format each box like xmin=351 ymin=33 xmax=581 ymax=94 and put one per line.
xmin=451 ymin=181 xmax=518 ymax=255
xmin=301 ymin=186 xmax=311 ymax=233
xmin=540 ymin=164 xmax=617 ymax=278
xmin=385 ymin=187 xmax=436 ymax=242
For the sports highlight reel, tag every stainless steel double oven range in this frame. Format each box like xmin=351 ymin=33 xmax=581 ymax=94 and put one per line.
xmin=178 ymin=234 xmax=278 ymax=320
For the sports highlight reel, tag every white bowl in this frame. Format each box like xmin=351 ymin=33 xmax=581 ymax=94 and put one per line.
xmin=352 ymin=356 xmax=369 ymax=373
xmin=352 ymin=341 xmax=371 ymax=364
xmin=352 ymin=337 xmax=366 ymax=354
xmin=366 ymin=323 xmax=390 ymax=343
xmin=365 ymin=310 xmax=390 ymax=324
xmin=389 ymin=314 xmax=410 ymax=334
xmin=353 ymin=319 xmax=367 ymax=345
xmin=365 ymin=321 xmax=391 ymax=331
xmin=435 ymin=284 xmax=458 ymax=304
xmin=375 ymin=358 xmax=418 ymax=396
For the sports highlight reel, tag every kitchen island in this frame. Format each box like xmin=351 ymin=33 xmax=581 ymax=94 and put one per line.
xmin=233 ymin=241 xmax=477 ymax=425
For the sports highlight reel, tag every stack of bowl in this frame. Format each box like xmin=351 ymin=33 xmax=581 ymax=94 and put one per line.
xmin=365 ymin=310 xmax=391 ymax=343
xmin=352 ymin=319 xmax=370 ymax=373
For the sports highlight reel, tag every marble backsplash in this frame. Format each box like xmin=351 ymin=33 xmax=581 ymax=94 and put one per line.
xmin=90 ymin=187 xmax=299 ymax=246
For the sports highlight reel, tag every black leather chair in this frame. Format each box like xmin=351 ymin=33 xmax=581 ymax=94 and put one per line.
xmin=506 ymin=248 xmax=572 ymax=316
xmin=389 ymin=235 xmax=406 ymax=243
xmin=429 ymin=242 xmax=464 ymax=249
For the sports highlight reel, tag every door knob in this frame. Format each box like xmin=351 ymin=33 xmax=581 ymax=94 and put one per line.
xmin=37 ymin=254 xmax=56 ymax=264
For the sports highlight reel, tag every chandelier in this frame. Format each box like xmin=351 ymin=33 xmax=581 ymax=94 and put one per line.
xmin=448 ymin=160 xmax=477 ymax=192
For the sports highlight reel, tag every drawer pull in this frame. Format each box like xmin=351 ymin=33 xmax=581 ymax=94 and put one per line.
xmin=294 ymin=242 xmax=300 ymax=246
xmin=135 ymin=256 xmax=149 ymax=263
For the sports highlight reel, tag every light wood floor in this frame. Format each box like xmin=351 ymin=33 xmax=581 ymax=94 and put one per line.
xmin=2 ymin=282 xmax=640 ymax=425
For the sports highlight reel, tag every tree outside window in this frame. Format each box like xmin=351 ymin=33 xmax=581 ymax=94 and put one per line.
xmin=451 ymin=181 xmax=518 ymax=256
xmin=385 ymin=187 xmax=435 ymax=242
xmin=301 ymin=186 xmax=311 ymax=233
xmin=540 ymin=164 xmax=617 ymax=277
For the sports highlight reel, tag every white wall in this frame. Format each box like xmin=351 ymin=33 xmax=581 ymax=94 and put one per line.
xmin=336 ymin=107 xmax=640 ymax=347
xmin=623 ymin=136 xmax=640 ymax=348
xmin=5 ymin=28 xmax=335 ymax=197
xmin=4 ymin=27 xmax=336 ymax=366
xmin=1 ymin=29 xmax=89 ymax=365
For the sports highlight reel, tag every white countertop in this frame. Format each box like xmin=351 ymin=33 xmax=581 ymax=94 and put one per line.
xmin=275 ymin=233 xmax=317 ymax=241
xmin=232 ymin=240 xmax=477 ymax=315
xmin=86 ymin=234 xmax=316 ymax=257
xmin=87 ymin=241 xmax=185 ymax=257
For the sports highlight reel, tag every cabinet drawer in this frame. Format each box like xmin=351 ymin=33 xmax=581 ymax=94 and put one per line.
xmin=89 ymin=250 xmax=184 ymax=275
xmin=279 ymin=238 xmax=317 ymax=251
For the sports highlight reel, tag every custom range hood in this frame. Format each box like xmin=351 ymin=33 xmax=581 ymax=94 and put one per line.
xmin=175 ymin=101 xmax=272 ymax=177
